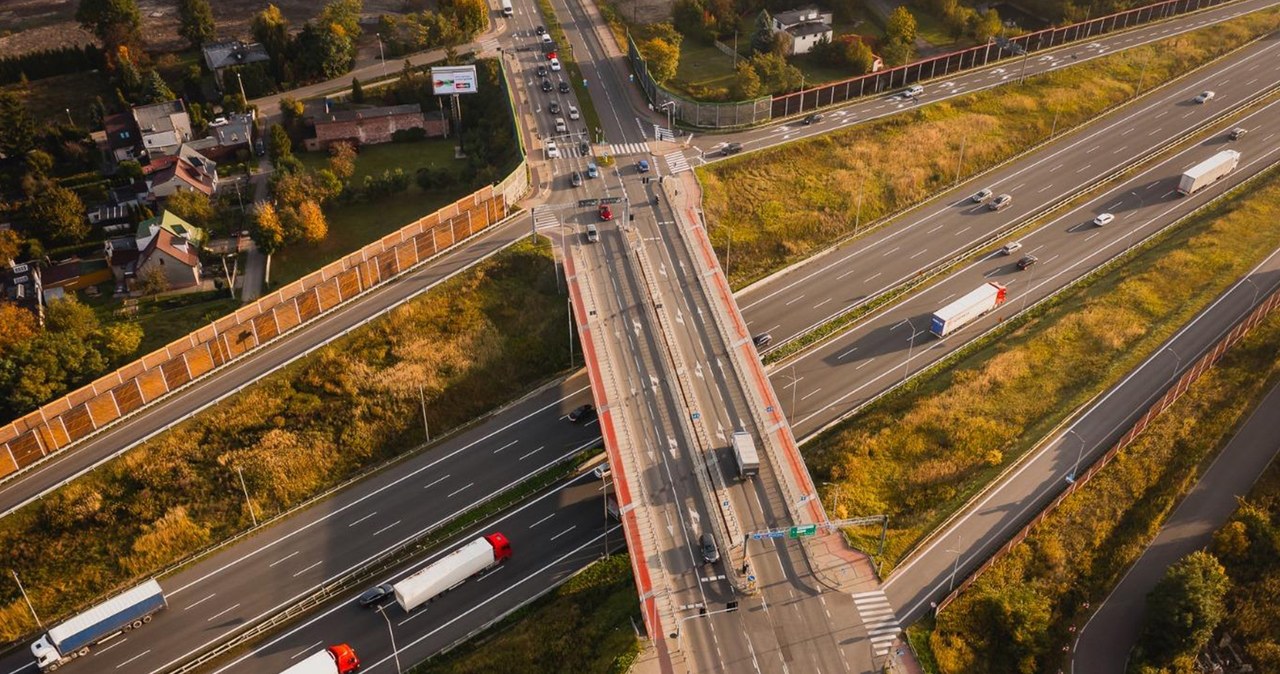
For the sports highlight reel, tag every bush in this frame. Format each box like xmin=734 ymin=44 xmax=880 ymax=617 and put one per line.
xmin=392 ymin=127 xmax=428 ymax=143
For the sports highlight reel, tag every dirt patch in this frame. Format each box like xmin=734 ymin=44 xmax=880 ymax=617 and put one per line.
xmin=0 ymin=0 xmax=410 ymax=58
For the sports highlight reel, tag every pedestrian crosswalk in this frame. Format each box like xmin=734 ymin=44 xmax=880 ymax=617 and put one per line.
xmin=654 ymin=125 xmax=676 ymax=142
xmin=532 ymin=209 xmax=560 ymax=231
xmin=664 ymin=150 xmax=691 ymax=175
xmin=477 ymin=36 xmax=501 ymax=54
xmin=851 ymin=589 xmax=902 ymax=657
xmin=607 ymin=142 xmax=650 ymax=156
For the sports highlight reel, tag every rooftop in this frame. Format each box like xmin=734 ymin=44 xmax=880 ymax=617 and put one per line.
xmin=316 ymin=104 xmax=423 ymax=124
xmin=133 ymin=100 xmax=186 ymax=133
xmin=202 ymin=41 xmax=271 ymax=71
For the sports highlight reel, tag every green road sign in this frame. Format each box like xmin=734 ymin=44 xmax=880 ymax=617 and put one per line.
xmin=788 ymin=524 xmax=817 ymax=539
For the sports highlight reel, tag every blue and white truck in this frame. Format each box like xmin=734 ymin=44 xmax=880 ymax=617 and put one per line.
xmin=31 ymin=579 xmax=167 ymax=672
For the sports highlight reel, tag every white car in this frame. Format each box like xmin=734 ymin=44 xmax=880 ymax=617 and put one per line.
xmin=568 ymin=104 xmax=580 ymax=120
xmin=970 ymin=188 xmax=994 ymax=203
xmin=999 ymin=241 xmax=1023 ymax=255
xmin=1093 ymin=212 xmax=1114 ymax=226
xmin=1194 ymin=90 xmax=1215 ymax=103
xmin=545 ymin=141 xmax=560 ymax=158
xmin=549 ymin=57 xmax=561 ymax=71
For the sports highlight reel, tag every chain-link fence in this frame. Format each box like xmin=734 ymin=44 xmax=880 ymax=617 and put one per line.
xmin=627 ymin=32 xmax=772 ymax=129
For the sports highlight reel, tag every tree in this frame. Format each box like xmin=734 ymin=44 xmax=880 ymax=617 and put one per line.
xmin=0 ymin=92 xmax=38 ymax=157
xmin=0 ymin=230 xmax=23 ymax=265
xmin=883 ymin=6 xmax=918 ymax=66
xmin=732 ymin=60 xmax=762 ymax=99
xmin=1134 ymin=551 xmax=1230 ymax=668
xmin=296 ymin=20 xmax=356 ymax=80
xmin=164 ymin=190 xmax=215 ymax=228
xmin=279 ymin=97 xmax=305 ymax=126
xmin=318 ymin=0 xmax=363 ymax=38
xmin=749 ymin=52 xmax=803 ymax=94
xmin=0 ymin=302 xmax=37 ymax=359
xmin=350 ymin=76 xmax=365 ymax=104
xmin=844 ymin=39 xmax=876 ymax=74
xmin=751 ymin=10 xmax=775 ymax=55
xmin=642 ymin=38 xmax=680 ymax=84
xmin=252 ymin=202 xmax=285 ymax=255
xmin=76 ymin=0 xmax=143 ymax=54
xmin=971 ymin=9 xmax=1003 ymax=42
xmin=136 ymin=265 xmax=170 ymax=295
xmin=139 ymin=70 xmax=174 ymax=104
xmin=27 ymin=184 xmax=89 ymax=245
xmin=252 ymin=4 xmax=291 ymax=77
xmin=328 ymin=141 xmax=356 ymax=182
xmin=450 ymin=0 xmax=489 ymax=38
xmin=267 ymin=123 xmax=292 ymax=167
xmin=117 ymin=159 xmax=143 ymax=182
xmin=177 ymin=0 xmax=216 ymax=49
xmin=25 ymin=150 xmax=54 ymax=178
xmin=295 ymin=200 xmax=328 ymax=243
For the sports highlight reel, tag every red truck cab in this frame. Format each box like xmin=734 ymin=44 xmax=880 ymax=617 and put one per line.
xmin=329 ymin=643 xmax=360 ymax=673
xmin=484 ymin=532 xmax=513 ymax=562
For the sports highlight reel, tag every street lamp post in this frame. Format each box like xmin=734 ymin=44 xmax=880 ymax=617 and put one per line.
xmin=378 ymin=607 xmax=404 ymax=674
xmin=235 ymin=465 xmax=258 ymax=527
xmin=954 ymin=136 xmax=966 ymax=185
xmin=600 ymin=467 xmax=610 ymax=558
xmin=947 ymin=535 xmax=964 ymax=591
xmin=903 ymin=317 xmax=918 ymax=383
xmin=1243 ymin=276 xmax=1263 ymax=306
xmin=65 ymin=108 xmax=73 ymax=126
xmin=377 ymin=33 xmax=387 ymax=79
xmin=1066 ymin=429 xmax=1087 ymax=483
xmin=1166 ymin=347 xmax=1182 ymax=384
xmin=419 ymin=384 xmax=430 ymax=442
xmin=11 ymin=570 xmax=42 ymax=629
xmin=788 ymin=363 xmax=799 ymax=418
xmin=568 ymin=296 xmax=575 ymax=368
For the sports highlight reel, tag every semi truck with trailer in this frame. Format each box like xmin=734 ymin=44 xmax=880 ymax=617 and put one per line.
xmin=731 ymin=430 xmax=759 ymax=478
xmin=1177 ymin=150 xmax=1240 ymax=196
xmin=31 ymin=579 xmax=167 ymax=672
xmin=929 ymin=283 xmax=1008 ymax=338
xmin=394 ymin=533 xmax=512 ymax=612
xmin=280 ymin=644 xmax=360 ymax=674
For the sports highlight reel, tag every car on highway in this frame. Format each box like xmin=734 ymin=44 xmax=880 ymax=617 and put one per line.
xmin=593 ymin=464 xmax=611 ymax=479
xmin=699 ymin=533 xmax=720 ymax=564
xmin=598 ymin=204 xmax=613 ymax=221
xmin=568 ymin=403 xmax=595 ymax=421
xmin=970 ymin=187 xmax=994 ymax=203
xmin=568 ymin=104 xmax=580 ymax=120
xmin=1229 ymin=127 xmax=1247 ymax=140
xmin=989 ymin=194 xmax=1013 ymax=211
xmin=356 ymin=583 xmax=394 ymax=607
xmin=536 ymin=65 xmax=547 ymax=77
xmin=899 ymin=84 xmax=924 ymax=99
xmin=752 ymin=333 xmax=773 ymax=348
xmin=802 ymin=113 xmax=823 ymax=125
xmin=545 ymin=141 xmax=560 ymax=158
xmin=550 ymin=57 xmax=562 ymax=71
xmin=586 ymin=223 xmax=599 ymax=243
xmin=536 ymin=25 xmax=545 ymax=34
xmin=571 ymin=171 xmax=582 ymax=187
xmin=579 ymin=141 xmax=590 ymax=156
xmin=541 ymin=79 xmax=552 ymax=92
xmin=559 ymin=81 xmax=570 ymax=93
xmin=999 ymin=241 xmax=1023 ymax=255
xmin=1194 ymin=90 xmax=1215 ymax=103
xmin=587 ymin=161 xmax=599 ymax=178
xmin=637 ymin=159 xmax=650 ymax=173
xmin=1016 ymin=254 xmax=1038 ymax=270
xmin=541 ymin=33 xmax=553 ymax=45
xmin=554 ymin=117 xmax=567 ymax=133
xmin=548 ymin=101 xmax=560 ymax=115
xmin=721 ymin=142 xmax=743 ymax=156
xmin=1093 ymin=212 xmax=1115 ymax=226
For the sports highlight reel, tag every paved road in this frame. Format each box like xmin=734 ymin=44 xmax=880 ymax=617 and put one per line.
xmin=1071 ymin=382 xmax=1280 ymax=673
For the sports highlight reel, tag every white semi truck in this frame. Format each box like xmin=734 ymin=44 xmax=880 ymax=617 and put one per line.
xmin=929 ymin=283 xmax=1008 ymax=338
xmin=731 ymin=430 xmax=759 ymax=478
xmin=394 ymin=533 xmax=512 ymax=612
xmin=31 ymin=579 xmax=167 ymax=672
xmin=1177 ymin=150 xmax=1240 ymax=196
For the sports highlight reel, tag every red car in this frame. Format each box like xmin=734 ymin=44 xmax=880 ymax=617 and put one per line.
xmin=598 ymin=204 xmax=613 ymax=221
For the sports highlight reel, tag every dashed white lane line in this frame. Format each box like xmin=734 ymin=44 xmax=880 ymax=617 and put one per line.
xmin=447 ymin=482 xmax=474 ymax=498
xmin=348 ymin=512 xmax=377 ymax=527
xmin=424 ymin=474 xmax=451 ymax=489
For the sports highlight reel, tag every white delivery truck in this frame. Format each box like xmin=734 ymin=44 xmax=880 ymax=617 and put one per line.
xmin=732 ymin=430 xmax=759 ymax=478
xmin=1177 ymin=150 xmax=1240 ymax=196
xmin=280 ymin=644 xmax=360 ymax=674
xmin=394 ymin=533 xmax=512 ymax=612
xmin=31 ymin=579 xmax=167 ymax=672
xmin=501 ymin=0 xmax=513 ymax=16
xmin=929 ymin=282 xmax=1008 ymax=338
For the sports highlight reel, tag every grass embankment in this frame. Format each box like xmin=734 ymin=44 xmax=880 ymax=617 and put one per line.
xmin=920 ymin=279 xmax=1280 ymax=673
xmin=416 ymin=554 xmax=641 ymax=674
xmin=806 ymin=163 xmax=1280 ymax=574
xmin=700 ymin=7 xmax=1280 ymax=289
xmin=0 ymin=238 xmax=571 ymax=643
xmin=1210 ymin=440 xmax=1280 ymax=672
xmin=537 ymin=0 xmax=605 ymax=142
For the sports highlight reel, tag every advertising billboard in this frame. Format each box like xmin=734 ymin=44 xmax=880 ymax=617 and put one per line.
xmin=431 ymin=66 xmax=479 ymax=95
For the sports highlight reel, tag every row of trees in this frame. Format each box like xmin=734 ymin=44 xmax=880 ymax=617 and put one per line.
xmin=0 ymin=45 xmax=106 ymax=86
xmin=252 ymin=1 xmax=363 ymax=87
xmin=916 ymin=0 xmax=1005 ymax=45
xmin=376 ymin=0 xmax=490 ymax=57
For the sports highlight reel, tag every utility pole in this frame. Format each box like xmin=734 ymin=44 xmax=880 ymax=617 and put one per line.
xmin=954 ymin=136 xmax=966 ymax=184
xmin=855 ymin=175 xmax=866 ymax=233
xmin=419 ymin=385 xmax=430 ymax=442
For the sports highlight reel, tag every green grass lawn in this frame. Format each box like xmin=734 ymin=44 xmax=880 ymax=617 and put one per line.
xmin=911 ymin=7 xmax=960 ymax=49
xmin=83 ymin=284 xmax=242 ymax=356
xmin=669 ymin=40 xmax=739 ymax=100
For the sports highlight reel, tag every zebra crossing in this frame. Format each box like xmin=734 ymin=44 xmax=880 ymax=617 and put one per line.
xmin=607 ymin=142 xmax=650 ymax=156
xmin=532 ymin=209 xmax=560 ymax=231
xmin=654 ymin=125 xmax=676 ymax=142
xmin=664 ymin=150 xmax=691 ymax=175
xmin=477 ymin=36 xmax=501 ymax=54
xmin=851 ymin=589 xmax=902 ymax=657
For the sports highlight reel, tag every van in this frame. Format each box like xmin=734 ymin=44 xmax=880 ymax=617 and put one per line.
xmin=554 ymin=117 xmax=567 ymax=134
xmin=501 ymin=0 xmax=513 ymax=16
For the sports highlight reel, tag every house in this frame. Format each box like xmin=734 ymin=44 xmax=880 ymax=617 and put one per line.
xmin=135 ymin=226 xmax=203 ymax=290
xmin=1 ymin=259 xmax=43 ymax=325
xmin=41 ymin=257 xmax=112 ymax=294
xmin=199 ymin=112 xmax=255 ymax=159
xmin=134 ymin=211 xmax=208 ymax=252
xmin=103 ymin=112 xmax=140 ymax=163
xmin=772 ymin=6 xmax=835 ymax=55
xmin=305 ymin=104 xmax=447 ymax=151
xmin=132 ymin=100 xmax=193 ymax=158
xmin=202 ymin=41 xmax=271 ymax=89
xmin=143 ymin=147 xmax=218 ymax=201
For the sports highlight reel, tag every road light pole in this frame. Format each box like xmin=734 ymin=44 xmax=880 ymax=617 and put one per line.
xmin=1066 ymin=429 xmax=1087 ymax=483
xmin=378 ymin=607 xmax=404 ymax=674
xmin=568 ymin=296 xmax=575 ymax=368
xmin=788 ymin=363 xmax=799 ymax=418
xmin=376 ymin=33 xmax=387 ymax=79
xmin=1243 ymin=276 xmax=1263 ymax=306
xmin=947 ymin=535 xmax=964 ymax=591
xmin=601 ymin=468 xmax=610 ymax=558
xmin=419 ymin=384 xmax=430 ymax=442
xmin=11 ymin=570 xmax=41 ymax=629
xmin=65 ymin=108 xmax=73 ymax=126
xmin=235 ymin=465 xmax=258 ymax=527
xmin=903 ymin=317 xmax=918 ymax=383
xmin=954 ymin=137 xmax=967 ymax=185
xmin=1166 ymin=347 xmax=1182 ymax=384
xmin=855 ymin=174 xmax=866 ymax=234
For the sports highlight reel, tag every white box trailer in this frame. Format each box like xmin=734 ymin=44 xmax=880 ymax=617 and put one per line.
xmin=929 ymin=283 xmax=1008 ymax=338
xmin=732 ymin=430 xmax=759 ymax=478
xmin=1177 ymin=150 xmax=1240 ymax=195
xmin=279 ymin=644 xmax=360 ymax=674
xmin=394 ymin=533 xmax=512 ymax=612
xmin=32 ymin=579 xmax=167 ymax=672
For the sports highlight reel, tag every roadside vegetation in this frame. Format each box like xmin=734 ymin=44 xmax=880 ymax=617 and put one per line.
xmin=917 ymin=282 xmax=1280 ymax=673
xmin=806 ymin=161 xmax=1280 ymax=574
xmin=0 ymin=238 xmax=570 ymax=643
xmin=700 ymin=6 xmax=1280 ymax=288
xmin=416 ymin=554 xmax=641 ymax=674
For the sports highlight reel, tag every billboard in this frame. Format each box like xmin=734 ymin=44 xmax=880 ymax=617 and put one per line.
xmin=431 ymin=66 xmax=479 ymax=95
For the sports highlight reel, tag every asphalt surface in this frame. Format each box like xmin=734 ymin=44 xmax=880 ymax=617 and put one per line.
xmin=4 ymin=1 xmax=1279 ymax=673
xmin=1071 ymin=382 xmax=1280 ymax=673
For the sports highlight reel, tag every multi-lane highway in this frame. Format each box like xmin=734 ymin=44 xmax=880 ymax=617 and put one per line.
xmin=4 ymin=0 xmax=1280 ymax=672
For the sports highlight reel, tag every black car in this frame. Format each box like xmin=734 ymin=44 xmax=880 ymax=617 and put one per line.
xmin=356 ymin=583 xmax=394 ymax=607
xmin=1017 ymin=254 xmax=1039 ymax=270
xmin=721 ymin=142 xmax=743 ymax=156
xmin=549 ymin=101 xmax=561 ymax=114
xmin=567 ymin=403 xmax=595 ymax=422
xmin=802 ymin=113 xmax=823 ymax=125
xmin=579 ymin=141 xmax=591 ymax=156
xmin=559 ymin=81 xmax=570 ymax=93
xmin=699 ymin=533 xmax=720 ymax=564
xmin=541 ymin=79 xmax=553 ymax=92
xmin=536 ymin=25 xmax=546 ymax=35
xmin=752 ymin=333 xmax=773 ymax=348
xmin=536 ymin=65 xmax=547 ymax=77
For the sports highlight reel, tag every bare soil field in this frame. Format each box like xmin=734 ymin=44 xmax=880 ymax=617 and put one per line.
xmin=0 ymin=0 xmax=409 ymax=58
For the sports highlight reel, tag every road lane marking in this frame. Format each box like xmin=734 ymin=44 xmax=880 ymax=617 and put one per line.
xmin=373 ymin=520 xmax=401 ymax=536
xmin=206 ymin=603 xmax=240 ymax=622
xmin=115 ymin=650 xmax=150 ymax=669
xmin=423 ymin=474 xmax=451 ymax=489
xmin=529 ymin=513 xmax=556 ymax=528
xmin=550 ymin=525 xmax=577 ymax=541
xmin=293 ymin=561 xmax=322 ymax=577
xmin=348 ymin=512 xmax=377 ymax=527
xmin=493 ymin=439 xmax=519 ymax=454
xmin=183 ymin=593 xmax=216 ymax=611
xmin=447 ymin=482 xmax=474 ymax=498
xmin=268 ymin=551 xmax=300 ymax=568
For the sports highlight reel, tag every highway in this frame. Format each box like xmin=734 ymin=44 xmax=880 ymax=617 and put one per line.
xmin=1071 ymin=380 xmax=1280 ymax=672
xmin=3 ymin=1 xmax=1279 ymax=673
